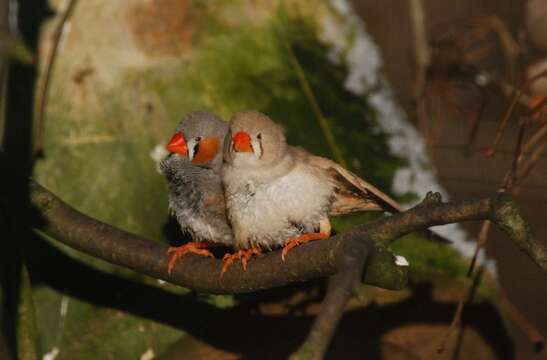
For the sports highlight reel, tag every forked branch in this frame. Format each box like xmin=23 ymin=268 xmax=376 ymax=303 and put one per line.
xmin=27 ymin=181 xmax=547 ymax=359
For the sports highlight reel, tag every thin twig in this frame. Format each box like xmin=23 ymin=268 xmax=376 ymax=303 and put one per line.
xmin=283 ymin=40 xmax=348 ymax=168
xmin=486 ymin=69 xmax=547 ymax=156
xmin=514 ymin=140 xmax=547 ymax=189
xmin=466 ymin=220 xmax=491 ymax=277
xmin=499 ymin=292 xmax=547 ymax=359
xmin=409 ymin=0 xmax=431 ymax=146
xmin=502 ymin=118 xmax=527 ymax=191
xmin=519 ymin=122 xmax=547 ymax=162
xmin=485 ymin=16 xmax=520 ymax=82
xmin=438 ymin=218 xmax=490 ymax=355
xmin=466 ymin=87 xmax=488 ymax=149
xmin=486 ymin=86 xmax=522 ymax=157
xmin=479 ymin=71 xmax=532 ymax=107
xmin=437 ymin=266 xmax=485 ymax=355
xmin=33 ymin=0 xmax=79 ymax=157
xmin=529 ymin=96 xmax=547 ymax=120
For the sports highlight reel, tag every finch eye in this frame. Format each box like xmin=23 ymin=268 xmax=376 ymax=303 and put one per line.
xmin=257 ymin=133 xmax=262 ymax=140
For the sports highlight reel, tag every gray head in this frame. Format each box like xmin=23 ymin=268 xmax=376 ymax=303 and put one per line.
xmin=164 ymin=111 xmax=228 ymax=171
xmin=223 ymin=111 xmax=288 ymax=169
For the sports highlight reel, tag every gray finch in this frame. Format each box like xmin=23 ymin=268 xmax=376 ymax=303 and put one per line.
xmin=160 ymin=111 xmax=232 ymax=273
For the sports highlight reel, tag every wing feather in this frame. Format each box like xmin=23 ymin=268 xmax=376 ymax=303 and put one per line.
xmin=289 ymin=148 xmax=450 ymax=243
xmin=305 ymin=154 xmax=402 ymax=215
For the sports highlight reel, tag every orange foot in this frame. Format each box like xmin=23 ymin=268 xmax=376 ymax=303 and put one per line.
xmin=281 ymin=232 xmax=329 ymax=261
xmin=167 ymin=242 xmax=214 ymax=274
xmin=220 ymin=246 xmax=262 ymax=277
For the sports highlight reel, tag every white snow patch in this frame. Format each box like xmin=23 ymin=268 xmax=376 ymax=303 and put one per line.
xmin=319 ymin=15 xmax=345 ymax=63
xmin=140 ymin=348 xmax=155 ymax=360
xmin=395 ymin=255 xmax=410 ymax=267
xmin=345 ymin=31 xmax=382 ymax=94
xmin=331 ymin=0 xmax=351 ymax=15
xmin=320 ymin=0 xmax=497 ymax=276
xmin=150 ymin=144 xmax=168 ymax=173
xmin=43 ymin=347 xmax=60 ymax=360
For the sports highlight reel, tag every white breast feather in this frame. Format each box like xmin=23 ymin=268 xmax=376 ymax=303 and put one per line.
xmin=225 ymin=163 xmax=334 ymax=249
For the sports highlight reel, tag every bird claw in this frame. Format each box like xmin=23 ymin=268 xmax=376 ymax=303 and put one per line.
xmin=167 ymin=242 xmax=214 ymax=274
xmin=240 ymin=247 xmax=261 ymax=270
xmin=281 ymin=232 xmax=329 ymax=261
xmin=220 ymin=247 xmax=261 ymax=277
xmin=221 ymin=253 xmax=237 ymax=276
xmin=281 ymin=239 xmax=301 ymax=261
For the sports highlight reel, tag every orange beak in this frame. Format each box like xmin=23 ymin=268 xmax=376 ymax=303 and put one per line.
xmin=166 ymin=132 xmax=188 ymax=156
xmin=233 ymin=131 xmax=253 ymax=153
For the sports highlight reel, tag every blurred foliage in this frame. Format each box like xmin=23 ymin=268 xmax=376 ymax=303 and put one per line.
xmin=0 ymin=34 xmax=34 ymax=65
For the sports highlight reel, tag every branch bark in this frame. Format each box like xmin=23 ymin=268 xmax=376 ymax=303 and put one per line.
xmin=292 ymin=237 xmax=371 ymax=360
xmin=29 ymin=182 xmax=547 ymax=294
xmin=30 ymin=180 xmax=410 ymax=294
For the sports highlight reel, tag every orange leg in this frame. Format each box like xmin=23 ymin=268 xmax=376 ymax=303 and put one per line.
xmin=220 ymin=246 xmax=262 ymax=277
xmin=167 ymin=241 xmax=214 ymax=274
xmin=281 ymin=232 xmax=329 ymax=261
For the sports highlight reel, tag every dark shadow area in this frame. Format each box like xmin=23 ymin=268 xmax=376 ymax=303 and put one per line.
xmin=32 ymin=235 xmax=512 ymax=360
xmin=162 ymin=216 xmax=192 ymax=246
xmin=328 ymin=283 xmax=513 ymax=359
xmin=0 ymin=0 xmax=53 ymax=357
xmin=26 ymin=232 xmax=324 ymax=336
xmin=163 ymin=283 xmax=513 ymax=359
xmin=26 ymin=233 xmax=222 ymax=333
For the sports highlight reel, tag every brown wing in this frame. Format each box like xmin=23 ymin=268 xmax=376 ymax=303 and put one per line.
xmin=295 ymin=149 xmax=450 ymax=243
xmin=306 ymin=154 xmax=402 ymax=216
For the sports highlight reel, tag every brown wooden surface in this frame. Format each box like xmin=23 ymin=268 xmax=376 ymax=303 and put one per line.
xmin=354 ymin=0 xmax=547 ymax=358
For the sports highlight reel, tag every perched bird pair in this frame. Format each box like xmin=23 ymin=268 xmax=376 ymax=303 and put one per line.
xmin=161 ymin=111 xmax=401 ymax=276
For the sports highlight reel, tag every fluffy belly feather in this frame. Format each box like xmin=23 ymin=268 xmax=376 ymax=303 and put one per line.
xmin=227 ymin=169 xmax=333 ymax=249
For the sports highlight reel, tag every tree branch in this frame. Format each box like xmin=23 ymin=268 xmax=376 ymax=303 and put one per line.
xmin=291 ymin=237 xmax=371 ymax=360
xmin=29 ymin=180 xmax=406 ymax=294
xmin=29 ymin=183 xmax=547 ymax=294
xmin=371 ymin=191 xmax=547 ymax=271
xmin=26 ymin=181 xmax=547 ymax=359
